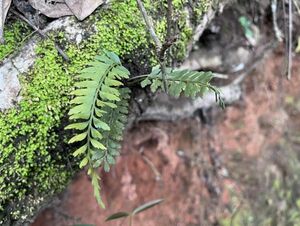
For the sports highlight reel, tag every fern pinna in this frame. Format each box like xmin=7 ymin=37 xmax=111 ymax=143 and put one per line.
xmin=66 ymin=51 xmax=130 ymax=207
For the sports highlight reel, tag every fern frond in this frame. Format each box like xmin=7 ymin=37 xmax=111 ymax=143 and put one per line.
xmin=66 ymin=51 xmax=131 ymax=207
xmin=92 ymin=88 xmax=131 ymax=172
xmin=141 ymin=67 xmax=224 ymax=108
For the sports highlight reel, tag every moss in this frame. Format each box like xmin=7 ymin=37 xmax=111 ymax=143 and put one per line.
xmin=0 ymin=0 xmax=212 ymax=224
xmin=0 ymin=40 xmax=72 ymax=224
xmin=145 ymin=0 xmax=213 ymax=63
xmin=0 ymin=21 xmax=32 ymax=61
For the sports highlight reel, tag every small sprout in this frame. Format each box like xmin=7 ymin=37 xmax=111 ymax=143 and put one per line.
xmin=106 ymin=199 xmax=164 ymax=226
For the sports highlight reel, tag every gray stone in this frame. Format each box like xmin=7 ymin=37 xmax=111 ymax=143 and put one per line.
xmin=0 ymin=16 xmax=88 ymax=111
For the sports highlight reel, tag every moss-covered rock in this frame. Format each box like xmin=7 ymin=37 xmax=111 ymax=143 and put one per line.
xmin=0 ymin=0 xmax=213 ymax=224
xmin=0 ymin=21 xmax=32 ymax=61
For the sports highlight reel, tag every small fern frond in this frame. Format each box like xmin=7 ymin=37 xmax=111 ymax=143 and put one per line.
xmin=92 ymin=88 xmax=131 ymax=172
xmin=141 ymin=67 xmax=224 ymax=108
xmin=66 ymin=51 xmax=130 ymax=207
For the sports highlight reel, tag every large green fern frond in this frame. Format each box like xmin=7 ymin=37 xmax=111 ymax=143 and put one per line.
xmin=66 ymin=51 xmax=130 ymax=208
xmin=141 ymin=67 xmax=224 ymax=108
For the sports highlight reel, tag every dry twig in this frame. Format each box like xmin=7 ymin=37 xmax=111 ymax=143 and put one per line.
xmin=287 ymin=0 xmax=293 ymax=80
xmin=136 ymin=0 xmax=177 ymax=92
xmin=272 ymin=0 xmax=284 ymax=41
xmin=282 ymin=0 xmax=294 ymax=80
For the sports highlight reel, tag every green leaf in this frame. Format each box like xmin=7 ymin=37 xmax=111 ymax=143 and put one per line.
xmin=91 ymin=171 xmax=105 ymax=208
xmin=69 ymin=113 xmax=90 ymax=120
xmin=150 ymin=79 xmax=162 ymax=93
xmin=91 ymin=128 xmax=103 ymax=139
xmin=66 ymin=52 xmax=131 ymax=208
xmin=116 ymin=66 xmax=130 ymax=77
xmin=106 ymin=155 xmax=115 ymax=165
xmin=71 ymin=88 xmax=93 ymax=96
xmin=93 ymin=117 xmax=110 ymax=131
xmin=95 ymin=54 xmax=114 ymax=64
xmin=68 ymin=132 xmax=87 ymax=144
xmin=68 ymin=104 xmax=90 ymax=116
xmin=103 ymin=101 xmax=117 ymax=108
xmin=95 ymin=108 xmax=106 ymax=117
xmin=99 ymin=91 xmax=120 ymax=101
xmin=73 ymin=145 xmax=88 ymax=157
xmin=90 ymin=139 xmax=106 ymax=150
xmin=141 ymin=78 xmax=151 ymax=88
xmin=93 ymin=159 xmax=103 ymax=168
xmin=132 ymin=199 xmax=164 ymax=215
xmin=141 ymin=68 xmax=222 ymax=105
xmin=75 ymin=81 xmax=98 ymax=88
xmin=65 ymin=122 xmax=89 ymax=130
xmin=105 ymin=212 xmax=130 ymax=221
xmin=79 ymin=157 xmax=89 ymax=168
xmin=70 ymin=96 xmax=94 ymax=105
xmin=169 ymin=81 xmax=186 ymax=97
xmin=106 ymin=51 xmax=121 ymax=63
xmin=103 ymin=161 xmax=110 ymax=172
xmin=105 ymin=78 xmax=123 ymax=86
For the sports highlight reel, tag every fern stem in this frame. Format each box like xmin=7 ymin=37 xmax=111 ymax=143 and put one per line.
xmin=160 ymin=61 xmax=168 ymax=92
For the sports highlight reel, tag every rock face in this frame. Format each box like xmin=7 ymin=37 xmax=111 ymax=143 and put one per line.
xmin=0 ymin=17 xmax=88 ymax=111
xmin=1 ymin=1 xmax=230 ymax=225
xmin=0 ymin=39 xmax=36 ymax=109
xmin=0 ymin=64 xmax=21 ymax=109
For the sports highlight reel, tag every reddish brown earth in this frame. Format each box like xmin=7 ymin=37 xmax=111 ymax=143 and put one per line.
xmin=32 ymin=52 xmax=300 ymax=226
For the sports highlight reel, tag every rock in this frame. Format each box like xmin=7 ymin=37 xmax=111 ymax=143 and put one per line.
xmin=0 ymin=16 xmax=88 ymax=111
xmin=0 ymin=63 xmax=21 ymax=109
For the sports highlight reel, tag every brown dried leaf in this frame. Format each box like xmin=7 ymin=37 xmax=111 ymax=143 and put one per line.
xmin=65 ymin=0 xmax=104 ymax=21
xmin=28 ymin=0 xmax=73 ymax=18
xmin=28 ymin=0 xmax=104 ymax=21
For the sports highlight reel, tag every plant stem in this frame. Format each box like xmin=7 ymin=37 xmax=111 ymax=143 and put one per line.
xmin=136 ymin=0 xmax=168 ymax=92
xmin=129 ymin=215 xmax=133 ymax=226
xmin=287 ymin=0 xmax=293 ymax=80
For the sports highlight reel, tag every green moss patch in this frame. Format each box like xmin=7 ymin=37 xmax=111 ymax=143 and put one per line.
xmin=0 ymin=21 xmax=32 ymax=61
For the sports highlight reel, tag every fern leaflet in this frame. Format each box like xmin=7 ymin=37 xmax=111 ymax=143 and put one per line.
xmin=66 ymin=51 xmax=130 ymax=208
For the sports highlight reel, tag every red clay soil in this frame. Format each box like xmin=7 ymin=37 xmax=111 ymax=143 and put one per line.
xmin=31 ymin=52 xmax=300 ymax=226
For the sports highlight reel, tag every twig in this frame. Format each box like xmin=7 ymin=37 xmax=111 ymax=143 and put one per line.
xmin=11 ymin=9 xmax=70 ymax=62
xmin=139 ymin=147 xmax=161 ymax=181
xmin=136 ymin=0 xmax=177 ymax=92
xmin=166 ymin=0 xmax=173 ymax=39
xmin=136 ymin=0 xmax=162 ymax=51
xmin=293 ymin=0 xmax=300 ymax=15
xmin=271 ymin=0 xmax=284 ymax=42
xmin=287 ymin=0 xmax=293 ymax=80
